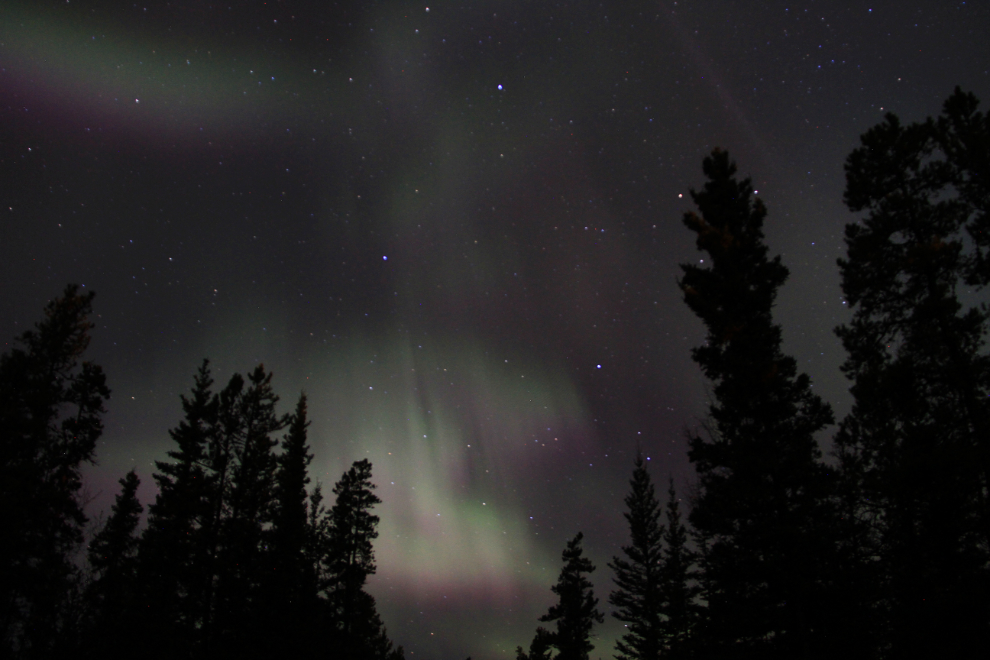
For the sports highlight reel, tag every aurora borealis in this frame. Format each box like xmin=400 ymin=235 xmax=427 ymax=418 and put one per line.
xmin=2 ymin=1 xmax=987 ymax=658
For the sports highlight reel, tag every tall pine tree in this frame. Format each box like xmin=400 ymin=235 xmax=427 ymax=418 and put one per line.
xmin=135 ymin=360 xmax=217 ymax=657
xmin=83 ymin=470 xmax=143 ymax=660
xmin=210 ymin=364 xmax=287 ymax=656
xmin=609 ymin=457 xmax=665 ymax=660
xmin=610 ymin=459 xmax=699 ymax=660
xmin=320 ymin=458 xmax=402 ymax=660
xmin=657 ymin=478 xmax=698 ymax=658
xmin=835 ymin=87 xmax=990 ymax=657
xmin=198 ymin=367 xmax=245 ymax=653
xmin=0 ymin=285 xmax=110 ymax=657
xmin=266 ymin=393 xmax=317 ymax=653
xmin=521 ymin=533 xmax=604 ymax=660
xmin=679 ymin=149 xmax=840 ymax=658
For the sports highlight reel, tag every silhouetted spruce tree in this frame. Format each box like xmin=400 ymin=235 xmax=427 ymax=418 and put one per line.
xmin=210 ymin=365 xmax=287 ymax=657
xmin=265 ymin=393 xmax=317 ymax=652
xmin=523 ymin=532 xmax=604 ymax=660
xmin=135 ymin=360 xmax=217 ymax=657
xmin=0 ymin=285 xmax=110 ymax=658
xmin=657 ymin=478 xmax=698 ymax=658
xmin=516 ymin=627 xmax=554 ymax=660
xmin=835 ymin=87 xmax=990 ymax=657
xmin=679 ymin=149 xmax=841 ymax=658
xmin=609 ymin=456 xmax=665 ymax=660
xmin=347 ymin=590 xmax=405 ymax=660
xmin=306 ymin=482 xmax=330 ymax=588
xmin=320 ymin=458 xmax=402 ymax=660
xmin=83 ymin=470 xmax=143 ymax=659
xmin=197 ymin=368 xmax=244 ymax=653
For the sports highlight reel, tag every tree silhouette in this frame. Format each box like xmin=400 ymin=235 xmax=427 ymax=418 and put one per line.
xmin=0 ymin=284 xmax=110 ymax=657
xmin=306 ymin=482 xmax=331 ymax=598
xmin=521 ymin=533 xmax=604 ymax=660
xmin=83 ymin=470 xmax=143 ymax=659
xmin=326 ymin=458 xmax=380 ymax=636
xmin=135 ymin=360 xmax=217 ymax=656
xmin=516 ymin=627 xmax=554 ymax=660
xmin=135 ymin=363 xmax=290 ymax=658
xmin=198 ymin=367 xmax=244 ymax=652
xmin=0 ymin=289 xmax=410 ymax=658
xmin=836 ymin=87 xmax=990 ymax=657
xmin=656 ymin=478 xmax=698 ymax=658
xmin=210 ymin=364 xmax=287 ymax=655
xmin=679 ymin=149 xmax=842 ymax=657
xmin=266 ymin=393 xmax=317 ymax=652
xmin=88 ymin=471 xmax=143 ymax=587
xmin=609 ymin=459 xmax=699 ymax=660
xmin=319 ymin=458 xmax=402 ymax=660
xmin=609 ymin=457 xmax=665 ymax=660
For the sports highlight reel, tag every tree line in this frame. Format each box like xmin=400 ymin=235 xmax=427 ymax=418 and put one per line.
xmin=513 ymin=87 xmax=990 ymax=660
xmin=0 ymin=294 xmax=402 ymax=660
xmin=2 ymin=87 xmax=988 ymax=659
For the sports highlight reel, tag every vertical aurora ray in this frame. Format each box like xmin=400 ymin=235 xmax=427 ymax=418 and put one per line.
xmin=298 ymin=334 xmax=596 ymax=592
xmin=276 ymin=332 xmax=611 ymax=657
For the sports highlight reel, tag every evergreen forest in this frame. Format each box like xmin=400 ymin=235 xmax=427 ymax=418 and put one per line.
xmin=2 ymin=88 xmax=988 ymax=660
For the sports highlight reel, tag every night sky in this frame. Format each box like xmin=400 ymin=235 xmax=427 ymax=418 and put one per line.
xmin=2 ymin=1 xmax=987 ymax=658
